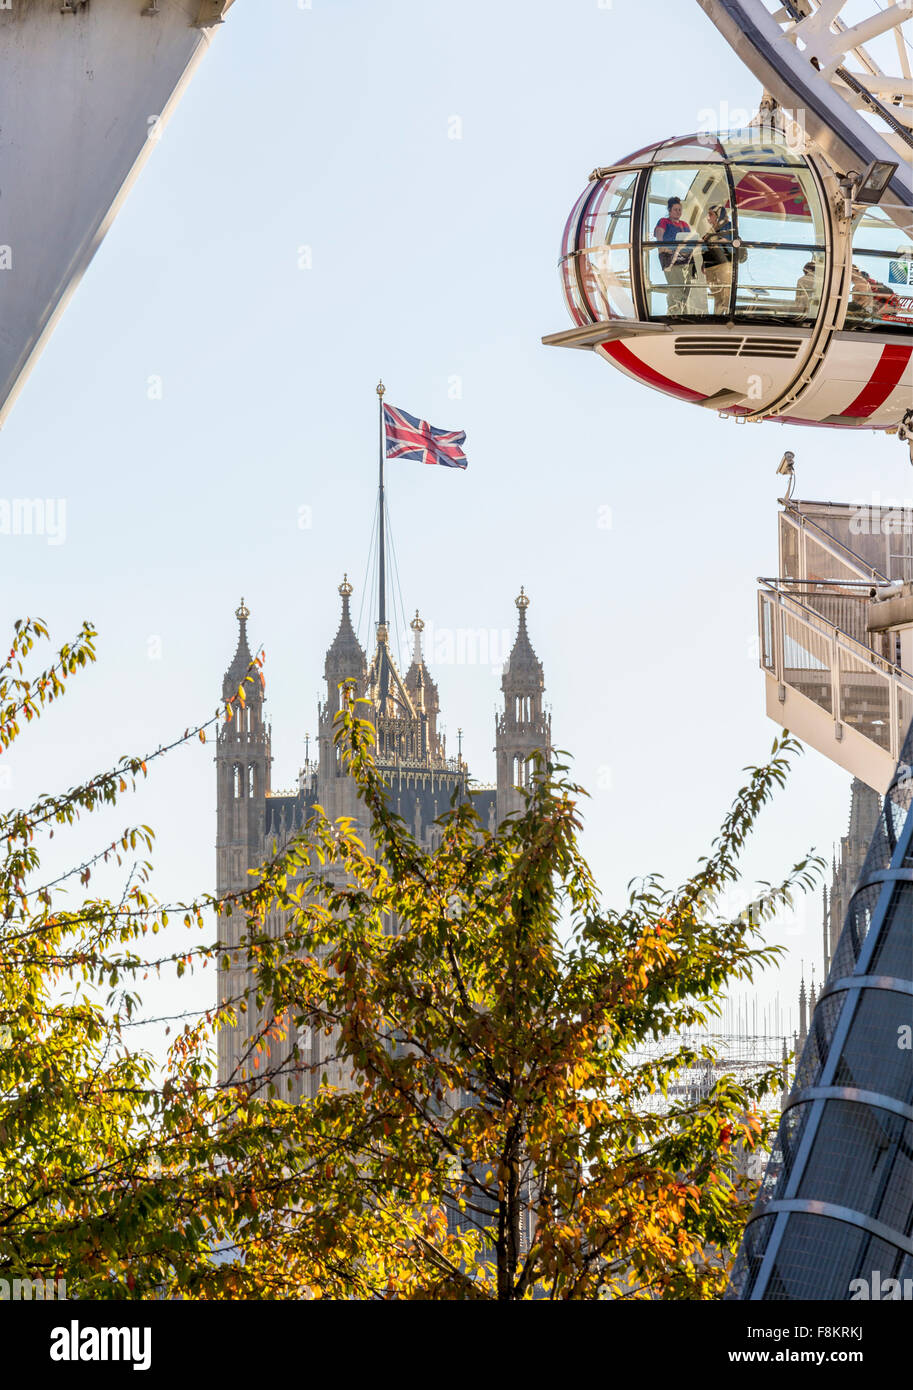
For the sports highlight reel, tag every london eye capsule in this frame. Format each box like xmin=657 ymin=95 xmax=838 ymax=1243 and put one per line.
xmin=544 ymin=131 xmax=913 ymax=435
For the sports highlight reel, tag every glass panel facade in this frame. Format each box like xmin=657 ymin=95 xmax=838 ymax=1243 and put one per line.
xmin=578 ymin=172 xmax=637 ymax=322
xmin=560 ymin=185 xmax=598 ymax=327
xmin=582 ymin=245 xmax=636 ymax=321
xmin=642 ymin=165 xmax=733 ymax=318
xmin=732 ymin=166 xmax=827 ymax=245
xmin=829 ymin=882 xmax=882 ymax=981
xmin=584 ymin=171 xmax=638 ymax=248
xmin=736 ymin=1217 xmax=913 ymax=1302
xmin=731 ymin=714 xmax=913 ymax=1301
xmin=755 ymin=1101 xmax=811 ymax=1210
xmin=798 ymin=1101 xmax=913 ymax=1230
xmin=846 ymin=251 xmax=913 ymax=330
xmin=780 ymin=607 xmax=833 ymax=714
xmin=764 ymin=1215 xmax=865 ymax=1300
xmin=733 ymin=246 xmax=823 ymax=322
xmin=856 ymin=776 xmax=911 ymax=879
xmin=779 ymin=512 xmax=800 ymax=579
xmin=727 ymin=1213 xmax=776 ymax=1299
xmin=868 ymin=883 xmax=912 ymax=980
xmin=728 ymin=166 xmax=826 ymax=323
xmin=862 ymin=1238 xmax=913 ymax=1289
xmin=795 ymin=990 xmax=845 ymax=1091
xmin=848 ymin=204 xmax=913 ymax=332
xmin=649 ymin=141 xmax=726 ymax=164
xmin=887 ymin=793 xmax=910 ymax=855
xmin=832 ymin=988 xmax=913 ymax=1104
xmin=641 ymin=132 xmax=805 ymax=165
xmin=853 ymin=204 xmax=907 ymax=255
xmin=719 ymin=132 xmax=807 ymax=165
xmin=560 ymin=172 xmax=637 ymax=325
xmin=838 ymin=646 xmax=893 ymax=751
xmin=760 ymin=594 xmax=775 ymax=671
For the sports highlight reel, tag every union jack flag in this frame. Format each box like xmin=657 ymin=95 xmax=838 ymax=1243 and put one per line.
xmin=383 ymin=403 xmax=468 ymax=469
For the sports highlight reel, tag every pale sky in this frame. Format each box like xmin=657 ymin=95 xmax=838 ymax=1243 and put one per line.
xmin=2 ymin=0 xmax=907 ymax=1051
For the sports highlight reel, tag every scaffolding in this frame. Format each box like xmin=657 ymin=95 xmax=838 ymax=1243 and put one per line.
xmin=627 ymin=1028 xmax=790 ymax=1116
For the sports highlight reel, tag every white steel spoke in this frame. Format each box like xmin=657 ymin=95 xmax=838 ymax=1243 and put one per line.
xmin=696 ymin=0 xmax=911 ymax=232
xmin=821 ymin=5 xmax=910 ymax=62
xmin=790 ymin=0 xmax=850 ymax=46
xmin=709 ymin=1 xmax=913 ymax=162
xmin=893 ymin=22 xmax=911 ymax=83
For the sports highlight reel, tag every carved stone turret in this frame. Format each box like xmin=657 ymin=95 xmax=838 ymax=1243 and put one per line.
xmin=215 ymin=599 xmax=271 ymax=1085
xmin=324 ymin=575 xmax=367 ymax=715
xmin=217 ymin=598 xmax=270 ymax=894
xmin=496 ymin=588 xmax=551 ymax=821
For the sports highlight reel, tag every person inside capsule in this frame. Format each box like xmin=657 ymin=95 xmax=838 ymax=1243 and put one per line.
xmin=848 ymin=263 xmax=877 ymax=322
xmin=794 ymin=255 xmax=822 ymax=318
xmin=653 ymin=197 xmax=695 ymax=316
xmin=851 ymin=264 xmax=900 ymax=324
xmin=701 ymin=204 xmax=734 ymax=314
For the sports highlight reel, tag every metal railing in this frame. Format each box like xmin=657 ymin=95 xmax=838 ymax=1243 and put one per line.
xmin=758 ymin=578 xmax=913 ymax=764
xmin=763 ymin=575 xmax=904 ymax=662
xmin=780 ymin=499 xmax=909 ymax=587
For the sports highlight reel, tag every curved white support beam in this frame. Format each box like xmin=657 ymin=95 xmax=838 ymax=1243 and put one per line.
xmin=0 ymin=0 xmax=237 ymax=428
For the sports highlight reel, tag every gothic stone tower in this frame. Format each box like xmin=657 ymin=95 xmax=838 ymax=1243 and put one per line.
xmin=496 ymin=587 xmax=552 ymax=822
xmin=316 ymin=575 xmax=369 ymax=835
xmin=216 ymin=583 xmax=551 ymax=1095
xmin=215 ymin=599 xmax=271 ymax=1087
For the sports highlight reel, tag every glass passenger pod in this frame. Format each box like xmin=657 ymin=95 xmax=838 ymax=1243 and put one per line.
xmin=849 ymin=203 xmax=913 ymax=332
xmin=560 ymin=132 xmax=912 ymax=335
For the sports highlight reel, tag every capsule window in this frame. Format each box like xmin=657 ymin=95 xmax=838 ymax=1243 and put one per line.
xmin=726 ymin=166 xmax=827 ymax=323
xmin=731 ymin=166 xmax=826 ymax=247
xmin=578 ymin=171 xmax=637 ymax=322
xmin=643 ymin=166 xmax=733 ymax=318
xmin=848 ymin=206 xmax=913 ymax=331
xmin=734 ymin=245 xmax=824 ymax=323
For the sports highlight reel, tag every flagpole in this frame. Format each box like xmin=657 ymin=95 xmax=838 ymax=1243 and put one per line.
xmin=376 ymin=379 xmax=389 ymax=708
xmin=377 ymin=379 xmax=386 ymax=630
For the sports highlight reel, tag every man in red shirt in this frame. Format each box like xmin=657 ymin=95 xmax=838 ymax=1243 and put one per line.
xmin=653 ymin=197 xmax=694 ymax=316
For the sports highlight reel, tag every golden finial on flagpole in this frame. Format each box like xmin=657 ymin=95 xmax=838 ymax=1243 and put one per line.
xmin=376 ymin=379 xmax=385 ymax=398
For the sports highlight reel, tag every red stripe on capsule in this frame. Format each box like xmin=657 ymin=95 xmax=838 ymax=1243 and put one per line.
xmin=600 ymin=341 xmax=708 ymax=403
xmin=839 ymin=343 xmax=912 ymax=420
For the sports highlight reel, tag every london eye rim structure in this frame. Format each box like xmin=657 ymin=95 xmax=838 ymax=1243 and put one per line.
xmin=697 ymin=0 xmax=912 ymax=224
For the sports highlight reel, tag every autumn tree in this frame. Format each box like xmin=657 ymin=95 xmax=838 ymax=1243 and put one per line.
xmin=225 ymin=692 xmax=822 ymax=1300
xmin=0 ymin=620 xmax=821 ymax=1300
xmin=0 ymin=618 xmax=351 ymax=1299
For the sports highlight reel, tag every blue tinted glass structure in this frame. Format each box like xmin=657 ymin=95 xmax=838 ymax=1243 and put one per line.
xmin=728 ymin=723 xmax=913 ymax=1300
